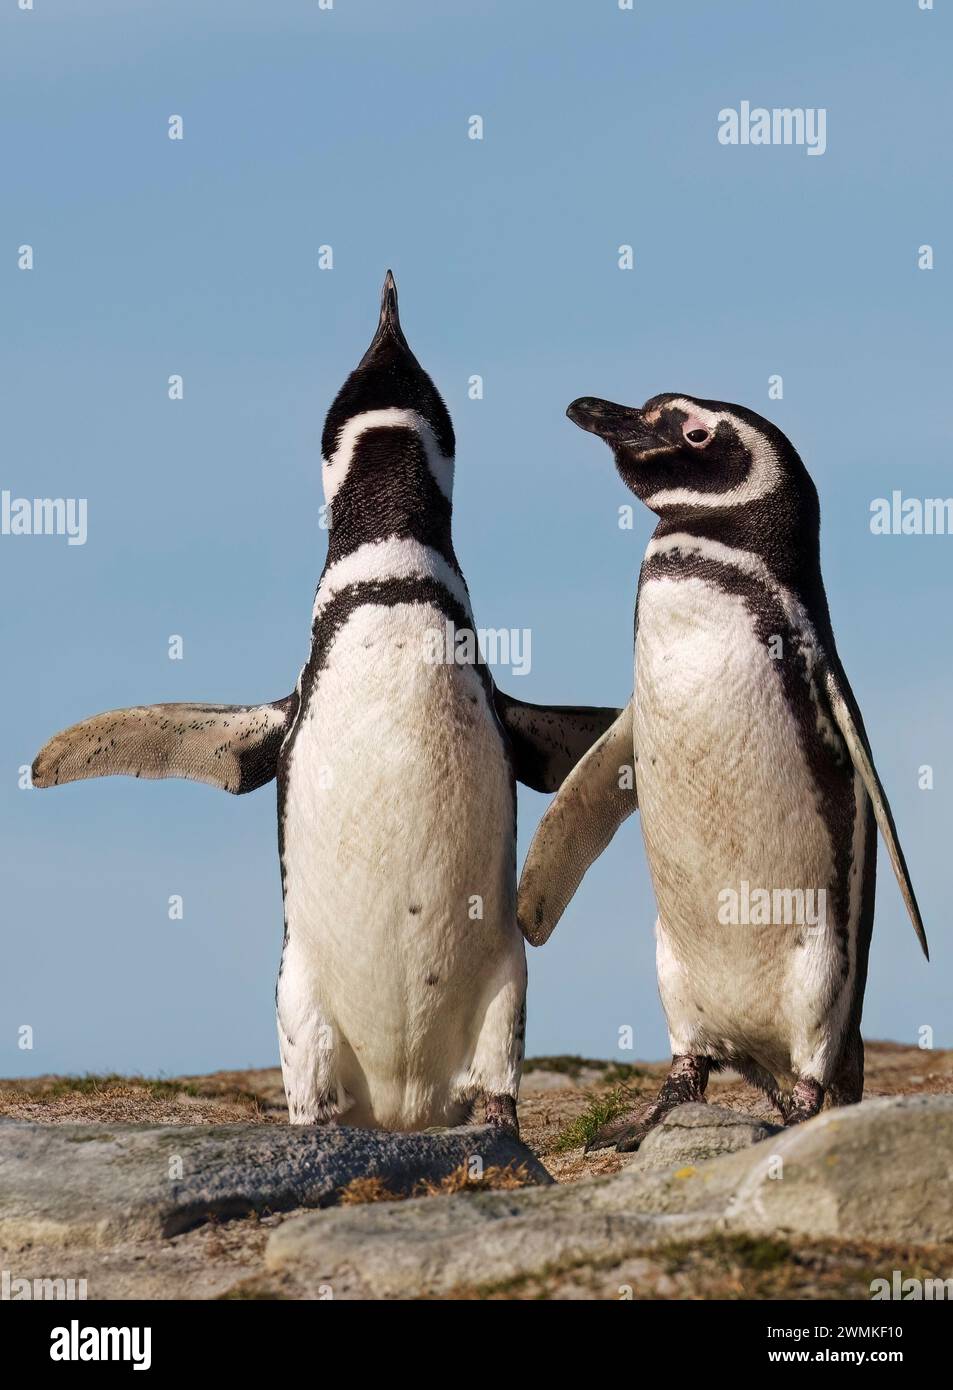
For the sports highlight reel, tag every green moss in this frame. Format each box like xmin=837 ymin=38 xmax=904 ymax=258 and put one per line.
xmin=662 ymin=1232 xmax=793 ymax=1273
xmin=216 ymin=1282 xmax=289 ymax=1301
xmin=524 ymin=1055 xmax=603 ymax=1078
xmin=601 ymin=1062 xmax=645 ymax=1085
xmin=524 ymin=1055 xmax=644 ymax=1083
xmin=721 ymin=1234 xmax=793 ymax=1270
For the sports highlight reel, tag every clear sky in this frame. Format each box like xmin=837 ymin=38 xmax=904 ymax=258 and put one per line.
xmin=3 ymin=0 xmax=949 ymax=1079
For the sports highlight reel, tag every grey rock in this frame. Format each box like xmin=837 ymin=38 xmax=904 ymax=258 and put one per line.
xmin=519 ymin=1068 xmax=605 ymax=1095
xmin=634 ymin=1102 xmax=780 ymax=1172
xmin=266 ymin=1095 xmax=953 ymax=1296
xmin=265 ymin=1171 xmax=711 ymax=1298
xmin=723 ymin=1095 xmax=953 ymax=1244
xmin=0 ymin=1120 xmax=551 ymax=1246
xmin=520 ymin=1070 xmax=580 ymax=1095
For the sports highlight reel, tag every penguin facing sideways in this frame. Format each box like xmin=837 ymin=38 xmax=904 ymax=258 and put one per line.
xmin=32 ymin=273 xmax=622 ymax=1134
xmin=518 ymin=391 xmax=928 ymax=1151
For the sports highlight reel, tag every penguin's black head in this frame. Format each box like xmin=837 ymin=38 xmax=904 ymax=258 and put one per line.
xmin=320 ymin=273 xmax=457 ymax=559
xmin=321 ymin=271 xmax=454 ymax=468
xmin=567 ymin=392 xmax=818 ymax=528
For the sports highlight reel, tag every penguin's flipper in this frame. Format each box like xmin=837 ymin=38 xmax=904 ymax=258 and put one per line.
xmin=32 ymin=695 xmax=298 ymax=795
xmin=819 ymin=659 xmax=929 ymax=959
xmin=516 ymin=701 xmax=637 ymax=945
xmin=493 ymin=690 xmax=624 ymax=793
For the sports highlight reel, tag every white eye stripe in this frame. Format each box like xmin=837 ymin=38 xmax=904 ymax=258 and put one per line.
xmin=646 ymin=404 xmax=782 ymax=510
xmin=668 ymin=398 xmax=721 ymax=430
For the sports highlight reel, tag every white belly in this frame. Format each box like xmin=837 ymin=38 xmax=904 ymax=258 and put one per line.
xmin=634 ymin=575 xmax=857 ymax=1084
xmin=280 ymin=600 xmax=523 ymax=1128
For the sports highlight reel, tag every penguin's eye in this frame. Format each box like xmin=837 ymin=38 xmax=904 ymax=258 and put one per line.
xmin=685 ymin=428 xmax=710 ymax=445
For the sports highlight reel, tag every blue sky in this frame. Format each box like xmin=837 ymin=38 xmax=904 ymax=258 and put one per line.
xmin=2 ymin=0 xmax=949 ymax=1078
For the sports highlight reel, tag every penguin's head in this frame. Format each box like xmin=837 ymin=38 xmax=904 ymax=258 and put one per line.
xmin=320 ymin=272 xmax=456 ymax=528
xmin=567 ymin=392 xmax=815 ymax=523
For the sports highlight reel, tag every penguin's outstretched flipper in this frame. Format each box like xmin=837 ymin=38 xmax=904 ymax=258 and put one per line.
xmin=516 ymin=701 xmax=636 ymax=945
xmin=32 ymin=695 xmax=298 ymax=795
xmin=818 ymin=655 xmax=929 ymax=959
xmin=493 ymin=691 xmax=623 ymax=794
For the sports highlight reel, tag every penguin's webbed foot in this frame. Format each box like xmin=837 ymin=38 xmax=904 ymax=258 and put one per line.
xmin=483 ymin=1092 xmax=520 ymax=1139
xmin=586 ymin=1054 xmax=711 ymax=1154
xmin=783 ymin=1076 xmax=825 ymax=1126
xmin=586 ymin=1098 xmax=682 ymax=1154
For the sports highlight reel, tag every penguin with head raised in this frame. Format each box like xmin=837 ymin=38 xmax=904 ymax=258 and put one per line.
xmin=518 ymin=391 xmax=927 ymax=1149
xmin=32 ymin=274 xmax=623 ymax=1133
xmin=272 ymin=273 xmax=626 ymax=1131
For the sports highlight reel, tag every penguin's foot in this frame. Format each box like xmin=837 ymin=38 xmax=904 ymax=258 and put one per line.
xmin=585 ymin=1097 xmax=684 ymax=1154
xmin=483 ymin=1092 xmax=519 ymax=1138
xmin=784 ymin=1076 xmax=825 ymax=1125
xmin=586 ymin=1054 xmax=711 ymax=1154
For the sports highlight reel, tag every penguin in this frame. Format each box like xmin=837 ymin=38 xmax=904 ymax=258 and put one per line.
xmin=517 ymin=391 xmax=928 ymax=1151
xmin=32 ymin=273 xmax=622 ymax=1134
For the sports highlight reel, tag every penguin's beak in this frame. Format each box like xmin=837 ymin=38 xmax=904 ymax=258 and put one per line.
xmin=359 ymin=269 xmax=410 ymax=364
xmin=567 ymin=397 xmax=664 ymax=450
xmin=379 ymin=268 xmax=400 ymax=333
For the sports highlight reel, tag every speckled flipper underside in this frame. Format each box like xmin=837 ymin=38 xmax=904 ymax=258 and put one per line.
xmin=493 ymin=691 xmax=624 ymax=793
xmin=32 ymin=695 xmax=298 ymax=795
xmin=516 ymin=701 xmax=637 ymax=945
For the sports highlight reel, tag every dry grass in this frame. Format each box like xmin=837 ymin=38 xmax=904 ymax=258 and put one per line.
xmin=338 ymin=1162 xmax=536 ymax=1205
xmin=338 ymin=1175 xmax=406 ymax=1206
xmin=0 ymin=1069 xmax=284 ymax=1125
xmin=415 ymin=1161 xmax=534 ymax=1196
xmin=5 ymin=1073 xmax=201 ymax=1101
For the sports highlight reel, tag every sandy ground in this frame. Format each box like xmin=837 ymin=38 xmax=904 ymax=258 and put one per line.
xmin=2 ymin=1041 xmax=951 ymax=1300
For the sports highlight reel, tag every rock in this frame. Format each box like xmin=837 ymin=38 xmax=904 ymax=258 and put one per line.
xmin=723 ymin=1095 xmax=953 ymax=1244
xmin=520 ymin=1067 xmax=610 ymax=1094
xmin=265 ymin=1173 xmax=711 ymax=1298
xmin=519 ymin=1070 xmax=579 ymax=1095
xmin=0 ymin=1120 xmax=551 ymax=1247
xmin=634 ymin=1103 xmax=780 ymax=1171
xmin=265 ymin=1095 xmax=953 ymax=1296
